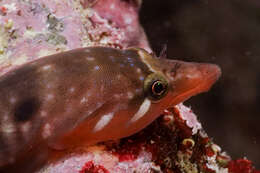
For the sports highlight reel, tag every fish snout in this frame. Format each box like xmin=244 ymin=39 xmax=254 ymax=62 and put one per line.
xmin=162 ymin=59 xmax=221 ymax=105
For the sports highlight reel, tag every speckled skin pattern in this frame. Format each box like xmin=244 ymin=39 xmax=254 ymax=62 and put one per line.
xmin=0 ymin=46 xmax=220 ymax=172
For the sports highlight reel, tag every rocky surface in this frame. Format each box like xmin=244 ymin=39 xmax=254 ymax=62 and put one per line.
xmin=0 ymin=0 xmax=258 ymax=172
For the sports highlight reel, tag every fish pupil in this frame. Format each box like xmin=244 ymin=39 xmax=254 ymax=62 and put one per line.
xmin=152 ymin=81 xmax=166 ymax=95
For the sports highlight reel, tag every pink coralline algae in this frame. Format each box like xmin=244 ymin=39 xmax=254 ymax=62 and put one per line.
xmin=0 ymin=0 xmax=259 ymax=173
xmin=0 ymin=0 xmax=150 ymax=75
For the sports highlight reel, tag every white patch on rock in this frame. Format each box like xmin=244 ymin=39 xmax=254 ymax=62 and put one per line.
xmin=3 ymin=3 xmax=17 ymax=12
xmin=110 ymin=4 xmax=115 ymax=9
xmin=124 ymin=14 xmax=133 ymax=25
xmin=176 ymin=103 xmax=202 ymax=135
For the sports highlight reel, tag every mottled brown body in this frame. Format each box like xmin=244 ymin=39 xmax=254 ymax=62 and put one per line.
xmin=0 ymin=47 xmax=220 ymax=172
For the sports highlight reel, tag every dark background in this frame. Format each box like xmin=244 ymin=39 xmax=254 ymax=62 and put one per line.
xmin=140 ymin=0 xmax=260 ymax=168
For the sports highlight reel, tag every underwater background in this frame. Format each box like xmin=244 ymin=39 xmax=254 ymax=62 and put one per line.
xmin=141 ymin=0 xmax=260 ymax=168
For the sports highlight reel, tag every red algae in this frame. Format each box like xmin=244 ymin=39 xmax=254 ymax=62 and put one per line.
xmin=0 ymin=6 xmax=7 ymax=15
xmin=79 ymin=161 xmax=109 ymax=173
xmin=108 ymin=139 xmax=141 ymax=162
xmin=205 ymin=146 xmax=215 ymax=157
xmin=106 ymin=106 xmax=227 ymax=172
xmin=171 ymin=106 xmax=193 ymax=138
xmin=109 ymin=138 xmax=158 ymax=162
xmin=228 ymin=159 xmax=260 ymax=173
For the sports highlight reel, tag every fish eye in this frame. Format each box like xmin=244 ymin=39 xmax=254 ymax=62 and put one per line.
xmin=151 ymin=80 xmax=167 ymax=96
xmin=144 ymin=73 xmax=168 ymax=101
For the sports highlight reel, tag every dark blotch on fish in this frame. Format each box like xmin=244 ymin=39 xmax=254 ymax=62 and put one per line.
xmin=14 ymin=97 xmax=40 ymax=122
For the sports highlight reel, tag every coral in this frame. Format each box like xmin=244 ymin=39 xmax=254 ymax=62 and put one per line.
xmin=0 ymin=0 xmax=259 ymax=172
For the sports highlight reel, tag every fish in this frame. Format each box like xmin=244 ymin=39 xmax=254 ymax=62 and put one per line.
xmin=0 ymin=46 xmax=221 ymax=172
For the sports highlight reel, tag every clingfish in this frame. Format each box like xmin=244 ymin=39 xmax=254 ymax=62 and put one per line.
xmin=0 ymin=47 xmax=221 ymax=172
